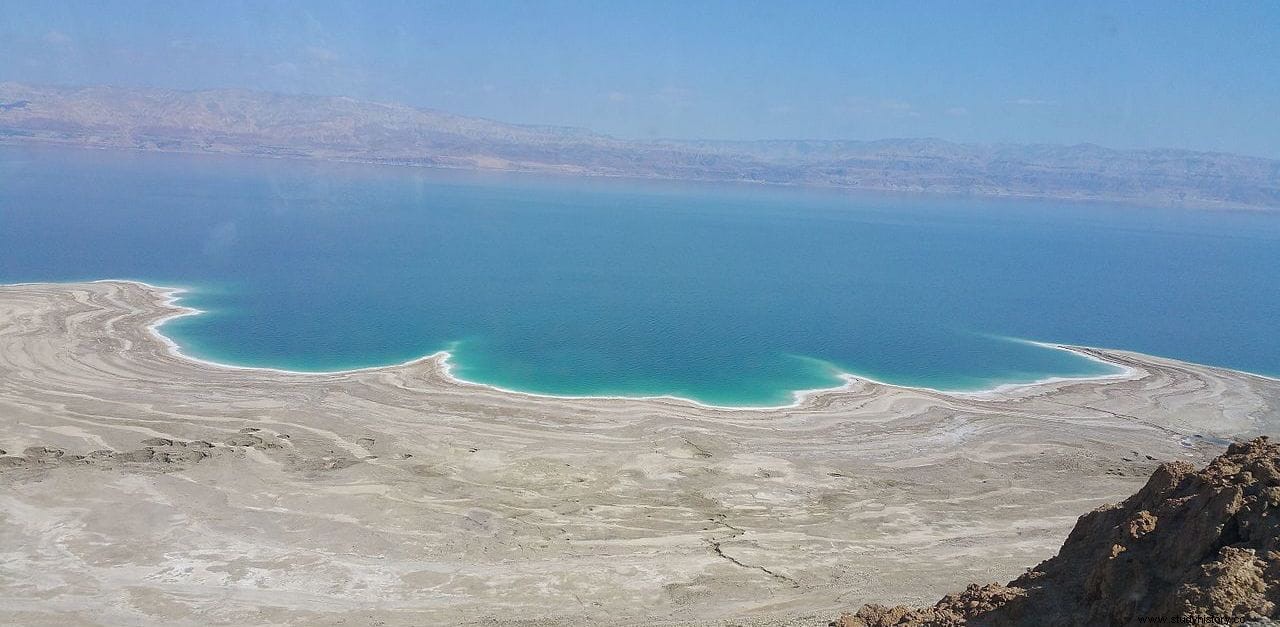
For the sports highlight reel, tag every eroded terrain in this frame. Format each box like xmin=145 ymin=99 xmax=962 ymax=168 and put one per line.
xmin=0 ymin=281 xmax=1276 ymax=625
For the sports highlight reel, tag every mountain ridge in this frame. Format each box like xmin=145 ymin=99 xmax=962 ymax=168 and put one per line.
xmin=2 ymin=81 xmax=1277 ymax=209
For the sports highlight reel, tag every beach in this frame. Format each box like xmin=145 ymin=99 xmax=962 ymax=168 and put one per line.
xmin=1 ymin=280 xmax=1277 ymax=625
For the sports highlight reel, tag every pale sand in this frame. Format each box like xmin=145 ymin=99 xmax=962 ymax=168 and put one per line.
xmin=0 ymin=280 xmax=1276 ymax=626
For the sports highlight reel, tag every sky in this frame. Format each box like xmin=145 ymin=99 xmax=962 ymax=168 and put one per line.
xmin=2 ymin=1 xmax=1278 ymax=157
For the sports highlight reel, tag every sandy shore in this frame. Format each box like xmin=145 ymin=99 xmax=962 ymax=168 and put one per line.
xmin=0 ymin=280 xmax=1276 ymax=626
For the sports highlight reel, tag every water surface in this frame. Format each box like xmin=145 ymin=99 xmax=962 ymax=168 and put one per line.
xmin=2 ymin=146 xmax=1277 ymax=405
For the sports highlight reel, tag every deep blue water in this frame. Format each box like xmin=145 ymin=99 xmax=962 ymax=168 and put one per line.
xmin=1 ymin=145 xmax=1277 ymax=406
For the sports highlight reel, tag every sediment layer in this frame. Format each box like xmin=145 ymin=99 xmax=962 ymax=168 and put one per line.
xmin=0 ymin=280 xmax=1276 ymax=625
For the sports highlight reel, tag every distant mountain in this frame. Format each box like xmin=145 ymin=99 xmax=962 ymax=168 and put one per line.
xmin=2 ymin=82 xmax=1277 ymax=209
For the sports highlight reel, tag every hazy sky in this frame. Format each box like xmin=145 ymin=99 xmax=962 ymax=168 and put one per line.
xmin=3 ymin=1 xmax=1278 ymax=156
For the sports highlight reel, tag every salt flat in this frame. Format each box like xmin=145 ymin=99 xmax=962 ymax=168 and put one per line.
xmin=0 ymin=281 xmax=1276 ymax=626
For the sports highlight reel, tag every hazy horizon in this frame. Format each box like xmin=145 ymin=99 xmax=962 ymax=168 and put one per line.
xmin=11 ymin=78 xmax=1280 ymax=160
xmin=3 ymin=4 xmax=1280 ymax=624
xmin=3 ymin=1 xmax=1279 ymax=158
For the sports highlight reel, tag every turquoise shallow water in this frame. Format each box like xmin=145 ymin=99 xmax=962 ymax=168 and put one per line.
xmin=2 ymin=145 xmax=1278 ymax=406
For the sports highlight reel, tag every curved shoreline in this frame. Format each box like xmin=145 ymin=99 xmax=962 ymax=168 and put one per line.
xmin=3 ymin=278 xmax=1278 ymax=625
xmin=105 ymin=278 xmax=1152 ymax=411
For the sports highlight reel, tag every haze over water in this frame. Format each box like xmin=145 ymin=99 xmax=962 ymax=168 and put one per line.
xmin=2 ymin=146 xmax=1278 ymax=405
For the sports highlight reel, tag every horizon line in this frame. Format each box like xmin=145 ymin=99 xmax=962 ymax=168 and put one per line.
xmin=4 ymin=79 xmax=1277 ymax=161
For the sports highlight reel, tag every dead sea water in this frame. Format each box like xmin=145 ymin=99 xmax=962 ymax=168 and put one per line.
xmin=1 ymin=145 xmax=1278 ymax=405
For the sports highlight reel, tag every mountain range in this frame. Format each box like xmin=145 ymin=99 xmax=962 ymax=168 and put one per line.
xmin=2 ymin=82 xmax=1277 ymax=209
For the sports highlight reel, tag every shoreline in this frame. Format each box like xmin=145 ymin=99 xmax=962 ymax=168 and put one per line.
xmin=3 ymin=278 xmax=1277 ymax=625
xmin=92 ymin=277 xmax=1191 ymax=411
xmin=3 ymin=121 xmax=1278 ymax=214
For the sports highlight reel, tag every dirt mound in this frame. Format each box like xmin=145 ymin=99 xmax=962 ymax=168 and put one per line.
xmin=0 ymin=437 xmax=217 ymax=472
xmin=836 ymin=437 xmax=1280 ymax=626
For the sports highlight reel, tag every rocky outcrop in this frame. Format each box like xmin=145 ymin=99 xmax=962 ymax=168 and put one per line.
xmin=0 ymin=437 xmax=216 ymax=472
xmin=836 ymin=437 xmax=1280 ymax=626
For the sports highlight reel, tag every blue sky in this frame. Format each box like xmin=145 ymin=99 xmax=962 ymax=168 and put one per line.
xmin=3 ymin=1 xmax=1278 ymax=157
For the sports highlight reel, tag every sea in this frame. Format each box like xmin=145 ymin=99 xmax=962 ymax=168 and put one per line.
xmin=1 ymin=145 xmax=1277 ymax=406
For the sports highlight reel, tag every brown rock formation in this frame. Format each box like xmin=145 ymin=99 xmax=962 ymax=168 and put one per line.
xmin=836 ymin=437 xmax=1280 ymax=626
